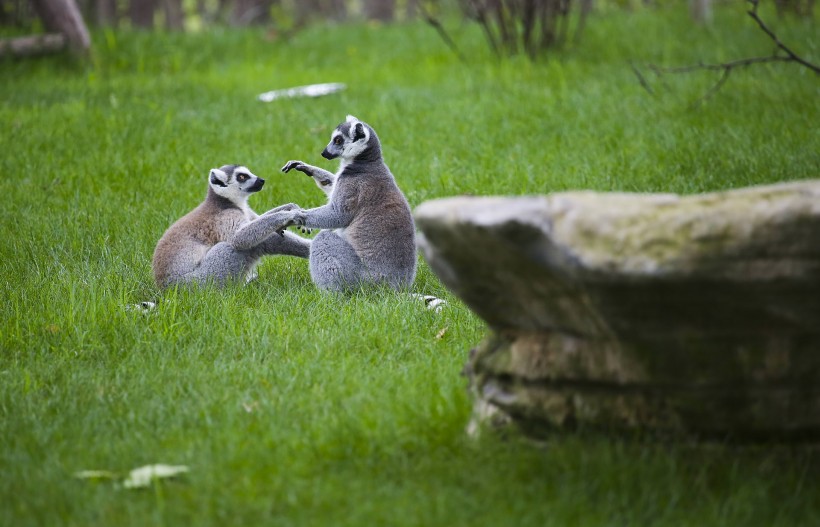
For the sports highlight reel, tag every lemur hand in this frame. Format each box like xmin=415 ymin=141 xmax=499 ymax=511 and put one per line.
xmin=262 ymin=205 xmax=311 ymax=235
xmin=272 ymin=210 xmax=307 ymax=236
xmin=281 ymin=160 xmax=310 ymax=174
xmin=267 ymin=202 xmax=301 ymax=214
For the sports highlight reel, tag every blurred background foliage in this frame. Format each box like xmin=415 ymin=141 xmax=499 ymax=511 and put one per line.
xmin=1 ymin=0 xmax=814 ymax=50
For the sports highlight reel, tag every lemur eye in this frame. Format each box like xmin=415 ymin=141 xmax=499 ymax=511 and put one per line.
xmin=334 ymin=137 xmax=343 ymax=145
xmin=237 ymin=174 xmax=248 ymax=182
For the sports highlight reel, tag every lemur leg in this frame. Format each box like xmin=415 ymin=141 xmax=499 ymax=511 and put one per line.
xmin=282 ymin=160 xmax=336 ymax=197
xmin=176 ymin=242 xmax=257 ymax=287
xmin=309 ymin=230 xmax=367 ymax=292
xmin=257 ymin=230 xmax=311 ymax=259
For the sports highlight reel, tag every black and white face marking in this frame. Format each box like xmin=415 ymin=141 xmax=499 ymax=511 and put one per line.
xmin=321 ymin=115 xmax=371 ymax=161
xmin=209 ymin=165 xmax=265 ymax=204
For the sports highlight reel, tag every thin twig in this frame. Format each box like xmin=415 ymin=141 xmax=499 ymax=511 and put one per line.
xmin=629 ymin=61 xmax=655 ymax=96
xmin=469 ymin=0 xmax=501 ymax=56
xmin=647 ymin=56 xmax=794 ymax=106
xmin=649 ymin=55 xmax=795 ymax=75
xmin=695 ymin=67 xmax=731 ymax=107
xmin=636 ymin=0 xmax=819 ymax=104
xmin=419 ymin=2 xmax=467 ymax=63
xmin=746 ymin=0 xmax=820 ymax=74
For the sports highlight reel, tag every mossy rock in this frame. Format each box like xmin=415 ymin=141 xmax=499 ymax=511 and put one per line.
xmin=416 ymin=180 xmax=820 ymax=440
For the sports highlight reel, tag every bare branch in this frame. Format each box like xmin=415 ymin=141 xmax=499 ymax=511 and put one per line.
xmin=0 ymin=33 xmax=66 ymax=57
xmin=649 ymin=55 xmax=794 ymax=74
xmin=629 ymin=61 xmax=655 ymax=96
xmin=469 ymin=0 xmax=501 ymax=57
xmin=746 ymin=0 xmax=820 ymax=74
xmin=696 ymin=67 xmax=731 ymax=107
xmin=636 ymin=0 xmax=819 ymax=104
xmin=418 ymin=2 xmax=467 ymax=63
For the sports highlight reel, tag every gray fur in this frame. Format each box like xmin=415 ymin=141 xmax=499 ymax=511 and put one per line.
xmin=275 ymin=116 xmax=417 ymax=292
xmin=152 ymin=165 xmax=310 ymax=289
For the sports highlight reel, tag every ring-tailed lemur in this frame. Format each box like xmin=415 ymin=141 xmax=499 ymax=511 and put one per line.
xmin=264 ymin=115 xmax=416 ymax=292
xmin=152 ymin=165 xmax=310 ymax=289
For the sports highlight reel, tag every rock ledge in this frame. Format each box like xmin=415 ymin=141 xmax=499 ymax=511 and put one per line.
xmin=415 ymin=180 xmax=820 ymax=439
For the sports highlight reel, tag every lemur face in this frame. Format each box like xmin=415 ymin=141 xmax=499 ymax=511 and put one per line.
xmin=209 ymin=165 xmax=264 ymax=204
xmin=322 ymin=115 xmax=370 ymax=161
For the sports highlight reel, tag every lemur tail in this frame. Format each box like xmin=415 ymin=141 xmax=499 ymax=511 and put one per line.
xmin=409 ymin=293 xmax=447 ymax=313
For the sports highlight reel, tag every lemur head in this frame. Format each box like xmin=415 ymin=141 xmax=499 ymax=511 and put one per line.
xmin=208 ymin=165 xmax=264 ymax=204
xmin=322 ymin=115 xmax=381 ymax=162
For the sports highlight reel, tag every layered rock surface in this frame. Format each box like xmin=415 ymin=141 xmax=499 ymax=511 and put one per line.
xmin=415 ymin=180 xmax=820 ymax=439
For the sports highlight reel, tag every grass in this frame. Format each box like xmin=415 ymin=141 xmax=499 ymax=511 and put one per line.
xmin=1 ymin=3 xmax=819 ymax=526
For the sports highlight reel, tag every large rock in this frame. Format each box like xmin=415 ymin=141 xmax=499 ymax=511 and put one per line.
xmin=415 ymin=180 xmax=820 ymax=440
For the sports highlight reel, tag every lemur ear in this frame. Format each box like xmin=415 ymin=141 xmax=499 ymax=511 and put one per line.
xmin=209 ymin=168 xmax=228 ymax=187
xmin=346 ymin=114 xmax=358 ymax=123
xmin=353 ymin=122 xmax=366 ymax=142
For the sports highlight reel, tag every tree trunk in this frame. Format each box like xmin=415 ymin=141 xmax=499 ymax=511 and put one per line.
xmin=296 ymin=0 xmax=346 ymax=24
xmin=95 ymin=0 xmax=118 ymax=27
xmin=196 ymin=0 xmax=207 ymax=18
xmin=295 ymin=0 xmax=321 ymax=25
xmin=162 ymin=0 xmax=183 ymax=29
xmin=129 ymin=0 xmax=156 ymax=28
xmin=364 ymin=0 xmax=395 ymax=21
xmin=30 ymin=0 xmax=91 ymax=52
xmin=406 ymin=0 xmax=419 ymax=19
xmin=0 ymin=33 xmax=66 ymax=57
xmin=232 ymin=0 xmax=274 ymax=25
xmin=327 ymin=0 xmax=346 ymax=21
xmin=689 ymin=0 xmax=712 ymax=23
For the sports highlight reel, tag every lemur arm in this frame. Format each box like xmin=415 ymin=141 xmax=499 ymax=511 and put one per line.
xmin=245 ymin=198 xmax=354 ymax=237
xmin=300 ymin=201 xmax=354 ymax=230
xmin=231 ymin=203 xmax=301 ymax=251
xmin=282 ymin=160 xmax=336 ymax=197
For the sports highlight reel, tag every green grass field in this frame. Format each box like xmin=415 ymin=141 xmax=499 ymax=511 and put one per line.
xmin=1 ymin=4 xmax=819 ymax=525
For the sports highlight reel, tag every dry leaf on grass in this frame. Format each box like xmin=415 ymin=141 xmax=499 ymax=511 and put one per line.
xmin=74 ymin=464 xmax=189 ymax=489
xmin=122 ymin=464 xmax=189 ymax=489
xmin=258 ymin=83 xmax=345 ymax=102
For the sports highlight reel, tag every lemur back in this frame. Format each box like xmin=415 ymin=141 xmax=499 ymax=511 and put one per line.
xmin=334 ymin=165 xmax=415 ymax=283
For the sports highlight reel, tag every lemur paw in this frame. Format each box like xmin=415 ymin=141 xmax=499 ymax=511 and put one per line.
xmin=281 ymin=160 xmax=309 ymax=174
xmin=267 ymin=202 xmax=300 ymax=214
xmin=274 ymin=210 xmax=307 ymax=236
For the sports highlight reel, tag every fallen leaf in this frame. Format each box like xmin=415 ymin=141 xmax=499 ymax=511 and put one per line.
xmin=258 ymin=83 xmax=345 ymax=102
xmin=435 ymin=327 xmax=448 ymax=339
xmin=122 ymin=464 xmax=189 ymax=489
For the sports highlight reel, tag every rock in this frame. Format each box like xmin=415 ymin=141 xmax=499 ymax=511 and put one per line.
xmin=415 ymin=180 xmax=820 ymax=440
